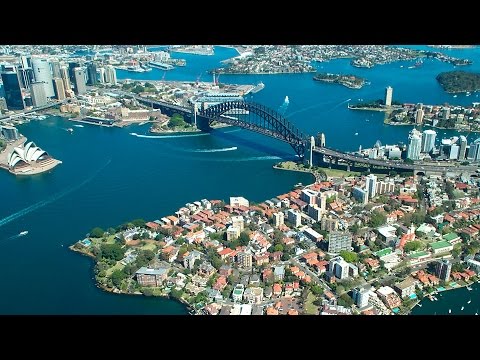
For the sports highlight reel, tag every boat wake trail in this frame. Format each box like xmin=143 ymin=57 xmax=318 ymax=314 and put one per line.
xmin=129 ymin=132 xmax=209 ymax=139
xmin=0 ymin=159 xmax=112 ymax=228
xmin=324 ymin=98 xmax=352 ymax=113
xmin=192 ymin=147 xmax=238 ymax=153
xmin=236 ymin=156 xmax=282 ymax=161
xmin=223 ymin=129 xmax=242 ymax=134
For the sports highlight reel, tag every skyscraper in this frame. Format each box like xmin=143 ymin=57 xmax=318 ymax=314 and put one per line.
xmin=97 ymin=67 xmax=106 ymax=83
xmin=51 ymin=61 xmax=62 ymax=78
xmin=68 ymin=62 xmax=81 ymax=83
xmin=436 ymin=259 xmax=452 ymax=282
xmin=415 ymin=108 xmax=424 ymax=124
xmin=1 ymin=69 xmax=25 ymax=110
xmin=458 ymin=135 xmax=468 ymax=160
xmin=407 ymin=129 xmax=422 ymax=160
xmin=105 ymin=65 xmax=117 ymax=85
xmin=366 ymin=174 xmax=377 ymax=199
xmin=60 ymin=66 xmax=71 ymax=91
xmin=467 ymin=138 xmax=480 ymax=162
xmin=421 ymin=129 xmax=436 ymax=153
xmin=31 ymin=58 xmax=54 ymax=98
xmin=73 ymin=67 xmax=87 ymax=95
xmin=86 ymin=62 xmax=97 ymax=85
xmin=30 ymin=81 xmax=47 ymax=107
xmin=52 ymin=78 xmax=66 ymax=100
xmin=385 ymin=86 xmax=393 ymax=106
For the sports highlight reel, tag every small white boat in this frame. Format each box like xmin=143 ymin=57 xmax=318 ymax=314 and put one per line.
xmin=66 ymin=128 xmax=74 ymax=133
xmin=453 ymin=95 xmax=458 ymax=98
xmin=355 ymin=132 xmax=358 ymax=136
xmin=418 ymin=303 xmax=422 ymax=307
xmin=448 ymin=309 xmax=451 ymax=314
xmin=461 ymin=306 xmax=465 ymax=311
xmin=400 ymin=65 xmax=404 ymax=68
xmin=73 ymin=124 xmax=84 ymax=128
xmin=467 ymin=286 xmax=473 ymax=291
xmin=467 ymin=300 xmax=472 ymax=304
xmin=19 ymin=231 xmax=28 ymax=236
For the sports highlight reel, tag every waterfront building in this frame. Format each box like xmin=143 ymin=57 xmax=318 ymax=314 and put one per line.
xmin=0 ymin=125 xmax=19 ymax=141
xmin=352 ymin=287 xmax=370 ymax=308
xmin=450 ymin=144 xmax=460 ymax=160
xmin=377 ymin=286 xmax=402 ymax=309
xmin=352 ymin=186 xmax=368 ymax=205
xmin=105 ymin=65 xmax=117 ymax=85
xmin=385 ymin=86 xmax=393 ymax=106
xmin=388 ymin=146 xmax=402 ymax=159
xmin=31 ymin=58 xmax=54 ymax=98
xmin=442 ymin=107 xmax=450 ymax=120
xmin=407 ymin=129 xmax=422 ymax=160
xmin=327 ymin=231 xmax=352 ymax=254
xmin=467 ymin=138 xmax=480 ymax=162
xmin=458 ymin=135 xmax=468 ymax=160
xmin=1 ymin=69 xmax=25 ymax=110
xmin=415 ymin=108 xmax=424 ymax=124
xmin=366 ymin=174 xmax=377 ymax=199
xmin=273 ymin=212 xmax=284 ymax=227
xmin=321 ymin=215 xmax=339 ymax=232
xmin=73 ymin=67 xmax=87 ymax=95
xmin=421 ymin=129 xmax=436 ymax=153
xmin=436 ymin=259 xmax=452 ymax=281
xmin=7 ymin=141 xmax=50 ymax=170
xmin=301 ymin=189 xmax=318 ymax=205
xmin=287 ymin=209 xmax=302 ymax=228
xmin=135 ymin=267 xmax=168 ymax=287
xmin=394 ymin=277 xmax=416 ymax=298
xmin=53 ymin=78 xmax=66 ymax=100
xmin=230 ymin=196 xmax=249 ymax=207
xmin=30 ymin=81 xmax=47 ymax=107
xmin=86 ymin=62 xmax=97 ymax=85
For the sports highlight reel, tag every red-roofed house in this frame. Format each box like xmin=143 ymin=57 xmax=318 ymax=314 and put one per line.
xmin=273 ymin=283 xmax=282 ymax=296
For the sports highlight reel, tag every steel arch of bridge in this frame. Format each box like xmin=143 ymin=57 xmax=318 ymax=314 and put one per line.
xmin=198 ymin=101 xmax=308 ymax=158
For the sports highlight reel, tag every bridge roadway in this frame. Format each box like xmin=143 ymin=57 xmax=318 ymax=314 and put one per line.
xmin=314 ymin=147 xmax=479 ymax=173
xmin=105 ymin=91 xmax=480 ymax=173
xmin=0 ymin=100 xmax=68 ymax=122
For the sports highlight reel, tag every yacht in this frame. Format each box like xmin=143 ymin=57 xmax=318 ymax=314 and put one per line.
xmin=448 ymin=309 xmax=451 ymax=314
xmin=19 ymin=231 xmax=28 ymax=236
xmin=453 ymin=94 xmax=458 ymax=98
xmin=461 ymin=306 xmax=465 ymax=311
xmin=467 ymin=300 xmax=472 ymax=304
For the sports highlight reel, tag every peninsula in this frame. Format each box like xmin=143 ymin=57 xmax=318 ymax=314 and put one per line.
xmin=71 ymin=165 xmax=480 ymax=315
xmin=313 ymin=73 xmax=366 ymax=89
xmin=436 ymin=71 xmax=480 ymax=94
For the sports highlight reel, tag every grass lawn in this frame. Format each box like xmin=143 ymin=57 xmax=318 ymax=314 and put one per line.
xmin=305 ymin=291 xmax=319 ymax=315
xmin=106 ymin=261 xmax=125 ymax=277
xmin=140 ymin=241 xmax=158 ymax=251
xmin=321 ymin=168 xmax=360 ymax=177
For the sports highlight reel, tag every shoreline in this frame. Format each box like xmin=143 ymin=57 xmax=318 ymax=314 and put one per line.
xmin=408 ymin=280 xmax=477 ymax=315
xmin=69 ymin=244 xmax=195 ymax=314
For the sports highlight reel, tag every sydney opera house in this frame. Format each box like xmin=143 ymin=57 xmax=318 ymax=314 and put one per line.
xmin=6 ymin=140 xmax=61 ymax=175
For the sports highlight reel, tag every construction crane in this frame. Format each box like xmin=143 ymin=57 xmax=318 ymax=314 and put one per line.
xmin=195 ymin=73 xmax=202 ymax=86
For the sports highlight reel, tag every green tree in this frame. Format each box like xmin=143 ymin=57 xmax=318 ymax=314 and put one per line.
xmin=238 ymin=232 xmax=250 ymax=246
xmin=369 ymin=210 xmax=387 ymax=228
xmin=274 ymin=244 xmax=284 ymax=252
xmin=168 ymin=113 xmax=187 ymax=128
xmin=403 ymin=241 xmax=422 ymax=253
xmin=339 ymin=250 xmax=358 ymax=263
xmin=311 ymin=285 xmax=324 ymax=296
xmin=100 ymin=243 xmax=125 ymax=261
xmin=111 ymin=270 xmax=126 ymax=288
xmin=90 ymin=227 xmax=105 ymax=238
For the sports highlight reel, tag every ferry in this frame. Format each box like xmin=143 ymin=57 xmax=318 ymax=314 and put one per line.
xmin=149 ymin=61 xmax=174 ymax=70
xmin=250 ymin=81 xmax=265 ymax=94
xmin=19 ymin=231 xmax=28 ymax=236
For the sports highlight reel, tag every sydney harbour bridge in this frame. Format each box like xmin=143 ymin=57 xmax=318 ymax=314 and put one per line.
xmin=121 ymin=91 xmax=478 ymax=177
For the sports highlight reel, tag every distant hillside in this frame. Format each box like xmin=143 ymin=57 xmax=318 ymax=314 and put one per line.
xmin=436 ymin=71 xmax=480 ymax=93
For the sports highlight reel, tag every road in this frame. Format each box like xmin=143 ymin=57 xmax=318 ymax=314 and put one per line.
xmin=0 ymin=100 xmax=67 ymax=122
xmin=314 ymin=147 xmax=479 ymax=173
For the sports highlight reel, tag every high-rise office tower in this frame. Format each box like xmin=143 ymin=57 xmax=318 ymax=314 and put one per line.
xmin=30 ymin=81 xmax=47 ymax=107
xmin=60 ymin=66 xmax=71 ymax=91
xmin=385 ymin=86 xmax=393 ymax=106
xmin=1 ymin=69 xmax=25 ymax=110
xmin=105 ymin=65 xmax=117 ymax=85
xmin=97 ymin=67 xmax=105 ymax=83
xmin=31 ymin=58 xmax=54 ymax=98
xmin=458 ymin=135 xmax=468 ymax=160
xmin=52 ymin=78 xmax=66 ymax=100
xmin=51 ymin=61 xmax=62 ymax=78
xmin=407 ymin=129 xmax=422 ymax=160
xmin=73 ymin=67 xmax=87 ymax=95
xmin=366 ymin=174 xmax=377 ymax=199
xmin=86 ymin=62 xmax=97 ymax=85
xmin=421 ymin=129 xmax=436 ymax=153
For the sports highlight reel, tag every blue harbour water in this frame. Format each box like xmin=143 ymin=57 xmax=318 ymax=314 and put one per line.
xmin=1 ymin=45 xmax=480 ymax=314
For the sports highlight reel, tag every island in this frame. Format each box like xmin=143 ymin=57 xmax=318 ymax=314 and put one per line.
xmin=313 ymin=73 xmax=366 ymax=89
xmin=436 ymin=71 xmax=480 ymax=93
